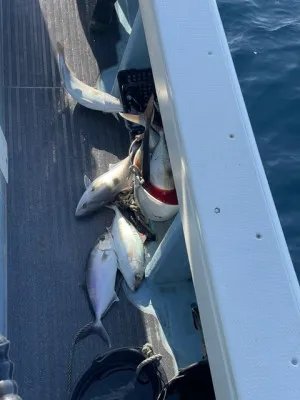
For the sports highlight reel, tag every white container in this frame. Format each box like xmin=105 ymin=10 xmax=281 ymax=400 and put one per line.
xmin=134 ymin=176 xmax=179 ymax=222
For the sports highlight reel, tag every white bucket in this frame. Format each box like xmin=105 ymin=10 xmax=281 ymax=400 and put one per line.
xmin=134 ymin=176 xmax=179 ymax=222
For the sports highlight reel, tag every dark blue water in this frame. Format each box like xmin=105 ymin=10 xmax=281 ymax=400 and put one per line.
xmin=218 ymin=0 xmax=300 ymax=276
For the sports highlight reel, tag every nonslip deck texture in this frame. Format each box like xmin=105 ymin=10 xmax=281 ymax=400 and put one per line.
xmin=0 ymin=0 xmax=174 ymax=398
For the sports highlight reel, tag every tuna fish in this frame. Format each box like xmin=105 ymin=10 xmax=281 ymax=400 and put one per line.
xmin=75 ymin=156 xmax=132 ymax=217
xmin=57 ymin=42 xmax=123 ymax=113
xmin=108 ymin=205 xmax=145 ymax=291
xmin=76 ymin=233 xmax=118 ymax=347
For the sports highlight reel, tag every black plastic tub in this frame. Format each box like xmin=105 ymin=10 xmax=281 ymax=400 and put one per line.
xmin=70 ymin=347 xmax=164 ymax=400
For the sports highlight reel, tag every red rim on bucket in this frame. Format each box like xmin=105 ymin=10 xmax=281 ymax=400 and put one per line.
xmin=144 ymin=182 xmax=178 ymax=205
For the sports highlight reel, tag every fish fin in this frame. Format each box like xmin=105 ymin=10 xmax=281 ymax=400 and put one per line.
xmin=108 ymin=162 xmax=118 ymax=171
xmin=119 ymin=112 xmax=145 ymax=127
xmin=113 ymin=112 xmax=119 ymax=121
xmin=75 ymin=320 xmax=111 ymax=347
xmin=84 ymin=174 xmax=92 ymax=189
xmin=107 ymin=157 xmax=130 ymax=171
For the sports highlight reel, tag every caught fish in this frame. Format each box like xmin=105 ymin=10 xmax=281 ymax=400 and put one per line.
xmin=149 ymin=129 xmax=160 ymax=153
xmin=150 ymin=130 xmax=175 ymax=191
xmin=131 ymin=129 xmax=160 ymax=172
xmin=108 ymin=205 xmax=145 ymax=291
xmin=57 ymin=42 xmax=123 ymax=113
xmin=120 ymin=112 xmax=163 ymax=136
xmin=77 ymin=233 xmax=118 ymax=347
xmin=133 ymin=146 xmax=143 ymax=171
xmin=76 ymin=156 xmax=132 ymax=217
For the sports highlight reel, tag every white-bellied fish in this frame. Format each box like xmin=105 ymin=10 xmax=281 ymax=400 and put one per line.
xmin=150 ymin=130 xmax=175 ymax=191
xmin=76 ymin=233 xmax=118 ymax=347
xmin=108 ymin=205 xmax=145 ymax=291
xmin=57 ymin=42 xmax=123 ymax=113
xmin=75 ymin=156 xmax=132 ymax=217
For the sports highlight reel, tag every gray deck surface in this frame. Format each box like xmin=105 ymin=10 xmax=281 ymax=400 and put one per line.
xmin=0 ymin=0 xmax=175 ymax=398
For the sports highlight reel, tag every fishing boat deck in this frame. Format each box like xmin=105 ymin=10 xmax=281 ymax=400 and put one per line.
xmin=2 ymin=0 xmax=175 ymax=398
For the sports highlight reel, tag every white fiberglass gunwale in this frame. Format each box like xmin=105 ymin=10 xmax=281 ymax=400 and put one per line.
xmin=139 ymin=0 xmax=300 ymax=399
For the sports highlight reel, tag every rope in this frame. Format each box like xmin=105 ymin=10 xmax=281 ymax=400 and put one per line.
xmin=136 ymin=343 xmax=162 ymax=378
xmin=66 ymin=321 xmax=94 ymax=400
xmin=113 ymin=189 xmax=156 ymax=241
xmin=136 ymin=354 xmax=162 ymax=378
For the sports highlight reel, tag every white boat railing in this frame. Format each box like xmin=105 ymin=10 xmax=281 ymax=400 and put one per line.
xmin=139 ymin=0 xmax=300 ymax=399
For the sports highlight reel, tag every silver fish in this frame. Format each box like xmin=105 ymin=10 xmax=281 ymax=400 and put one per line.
xmin=108 ymin=205 xmax=145 ymax=291
xmin=119 ymin=112 xmax=164 ymax=136
xmin=150 ymin=131 xmax=175 ymax=191
xmin=57 ymin=42 xmax=123 ymax=113
xmin=75 ymin=156 xmax=132 ymax=217
xmin=76 ymin=233 xmax=118 ymax=347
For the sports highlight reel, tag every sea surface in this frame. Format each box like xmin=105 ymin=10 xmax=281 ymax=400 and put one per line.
xmin=218 ymin=0 xmax=300 ymax=276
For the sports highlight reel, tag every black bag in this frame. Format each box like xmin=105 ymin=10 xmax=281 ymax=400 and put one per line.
xmin=157 ymin=361 xmax=215 ymax=400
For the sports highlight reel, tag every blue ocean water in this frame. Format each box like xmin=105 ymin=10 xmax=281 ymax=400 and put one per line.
xmin=218 ymin=0 xmax=300 ymax=276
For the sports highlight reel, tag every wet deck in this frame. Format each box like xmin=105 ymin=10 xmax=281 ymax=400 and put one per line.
xmin=1 ymin=0 xmax=173 ymax=398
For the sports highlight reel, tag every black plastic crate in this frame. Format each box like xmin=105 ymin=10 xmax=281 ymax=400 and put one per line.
xmin=117 ymin=68 xmax=156 ymax=132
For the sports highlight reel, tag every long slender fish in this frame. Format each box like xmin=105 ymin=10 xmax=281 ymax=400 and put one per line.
xmin=57 ymin=42 xmax=123 ymax=113
xmin=75 ymin=156 xmax=132 ymax=217
xmin=150 ymin=131 xmax=175 ymax=191
xmin=108 ymin=205 xmax=145 ymax=291
xmin=76 ymin=233 xmax=118 ymax=347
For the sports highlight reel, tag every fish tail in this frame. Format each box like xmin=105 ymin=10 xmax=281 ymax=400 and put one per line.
xmin=120 ymin=94 xmax=155 ymax=125
xmin=75 ymin=320 xmax=111 ymax=347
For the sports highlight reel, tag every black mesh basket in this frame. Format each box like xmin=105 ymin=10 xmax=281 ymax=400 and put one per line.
xmin=117 ymin=68 xmax=157 ymax=137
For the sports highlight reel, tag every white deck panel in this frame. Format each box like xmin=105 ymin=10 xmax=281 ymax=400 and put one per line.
xmin=139 ymin=1 xmax=300 ymax=399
